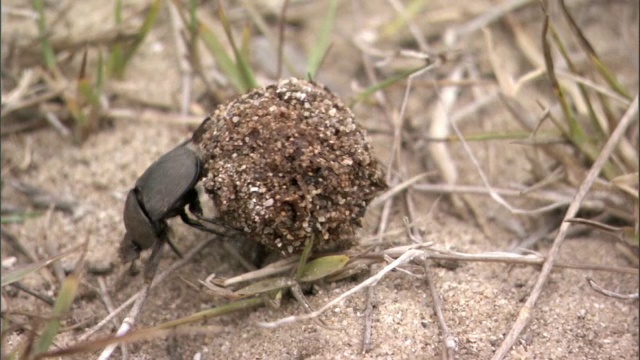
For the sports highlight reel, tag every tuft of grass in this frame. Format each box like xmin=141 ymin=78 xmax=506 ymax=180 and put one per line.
xmin=69 ymin=51 xmax=104 ymax=142
xmin=540 ymin=0 xmax=634 ymax=181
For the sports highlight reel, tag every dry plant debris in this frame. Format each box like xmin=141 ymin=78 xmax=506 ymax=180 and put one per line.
xmin=194 ymin=78 xmax=388 ymax=254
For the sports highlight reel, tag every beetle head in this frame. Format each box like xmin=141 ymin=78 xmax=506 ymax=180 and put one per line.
xmin=120 ymin=189 xmax=159 ymax=262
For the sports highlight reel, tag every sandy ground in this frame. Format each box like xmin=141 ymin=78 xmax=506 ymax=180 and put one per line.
xmin=2 ymin=1 xmax=638 ymax=359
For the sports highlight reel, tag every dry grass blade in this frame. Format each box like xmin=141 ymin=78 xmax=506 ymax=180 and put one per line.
xmin=234 ymin=277 xmax=296 ymax=297
xmin=499 ymin=94 xmax=587 ymax=185
xmin=78 ymin=238 xmax=216 ymax=343
xmin=424 ymin=248 xmax=638 ymax=275
xmin=558 ymin=0 xmax=631 ymax=100
xmin=34 ymin=327 xmax=225 ymax=359
xmin=154 ymin=297 xmax=265 ymax=330
xmin=72 ymin=50 xmax=104 ymax=142
xmin=586 ymin=277 xmax=639 ymax=300
xmin=370 ymin=172 xmax=431 ymax=207
xmin=1 ymin=244 xmax=83 ymax=287
xmin=97 ymin=239 xmax=165 ymax=360
xmin=428 ymin=65 xmax=463 ymax=212
xmin=446 ymin=0 xmax=535 ymax=42
xmin=221 ymin=256 xmax=300 ymax=287
xmin=611 ymin=173 xmax=639 ymax=199
xmin=540 ymin=3 xmax=581 ymax=142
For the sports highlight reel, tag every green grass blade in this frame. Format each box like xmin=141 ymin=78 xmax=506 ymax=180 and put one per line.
xmin=543 ymin=10 xmax=618 ymax=179
xmin=307 ymin=0 xmax=338 ymax=79
xmin=382 ymin=0 xmax=427 ymax=37
xmin=1 ymin=212 xmax=41 ymax=224
xmin=198 ymin=21 xmax=244 ymax=92
xmin=32 ymin=274 xmax=79 ymax=356
xmin=294 ymin=237 xmax=314 ymax=280
xmin=350 ymin=66 xmax=426 ymax=106
xmin=96 ymin=50 xmax=104 ymax=96
xmin=541 ymin=18 xmax=580 ymax=140
xmin=549 ymin=27 xmax=605 ymax=138
xmin=32 ymin=0 xmax=57 ymax=71
xmin=558 ymin=0 xmax=631 ymax=99
xmin=188 ymin=0 xmax=197 ymax=31
xmin=109 ymin=0 xmax=161 ymax=78
xmin=217 ymin=4 xmax=258 ymax=91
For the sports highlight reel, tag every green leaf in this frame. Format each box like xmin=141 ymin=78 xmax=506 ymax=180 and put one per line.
xmin=298 ymin=255 xmax=349 ymax=283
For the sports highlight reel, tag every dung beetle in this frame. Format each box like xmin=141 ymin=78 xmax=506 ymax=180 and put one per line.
xmin=119 ymin=118 xmax=223 ymax=279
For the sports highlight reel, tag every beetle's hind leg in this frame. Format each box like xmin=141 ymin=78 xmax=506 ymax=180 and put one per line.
xmin=185 ymin=188 xmax=241 ymax=231
xmin=165 ymin=234 xmax=184 ymax=258
xmin=143 ymin=234 xmax=167 ymax=283
xmin=180 ymin=190 xmax=233 ymax=235
xmin=179 ymin=208 xmax=228 ymax=236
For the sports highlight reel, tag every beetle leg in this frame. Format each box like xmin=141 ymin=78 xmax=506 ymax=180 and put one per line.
xmin=183 ymin=189 xmax=230 ymax=232
xmin=186 ymin=189 xmax=204 ymax=217
xmin=143 ymin=233 xmax=166 ymax=284
xmin=191 ymin=211 xmax=236 ymax=229
xmin=165 ymin=237 xmax=184 ymax=258
xmin=178 ymin=209 xmax=227 ymax=236
xmin=189 ymin=209 xmax=243 ymax=232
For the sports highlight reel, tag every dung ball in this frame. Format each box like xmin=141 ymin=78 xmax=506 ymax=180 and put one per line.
xmin=193 ymin=78 xmax=387 ymax=255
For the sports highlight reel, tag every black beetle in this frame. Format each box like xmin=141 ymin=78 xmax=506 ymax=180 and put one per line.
xmin=119 ymin=118 xmax=224 ymax=279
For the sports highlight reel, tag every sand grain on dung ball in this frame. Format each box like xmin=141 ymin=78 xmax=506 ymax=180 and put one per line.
xmin=193 ymin=78 xmax=387 ymax=254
